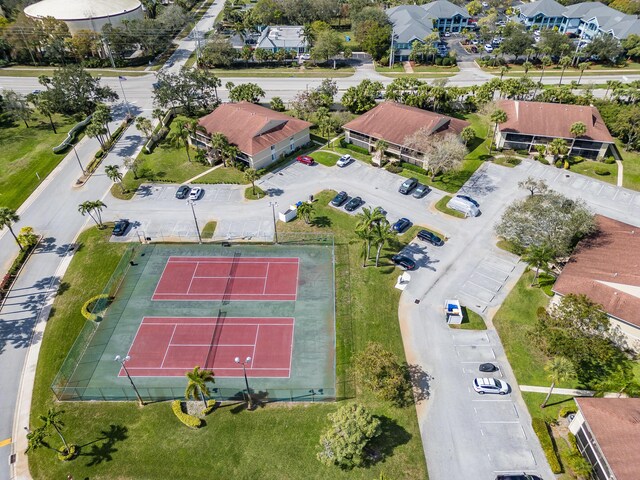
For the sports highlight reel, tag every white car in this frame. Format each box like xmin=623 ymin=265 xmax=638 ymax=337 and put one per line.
xmin=473 ymin=377 xmax=509 ymax=395
xmin=188 ymin=187 xmax=203 ymax=200
xmin=299 ymin=53 xmax=311 ymax=60
xmin=336 ymin=154 xmax=352 ymax=167
xmin=484 ymin=44 xmax=494 ymax=53
xmin=481 ymin=1 xmax=489 ymax=6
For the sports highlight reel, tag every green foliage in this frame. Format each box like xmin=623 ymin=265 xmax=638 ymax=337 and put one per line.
xmin=153 ymin=69 xmax=222 ymax=116
xmin=202 ymin=399 xmax=217 ymax=415
xmin=317 ymin=403 xmax=382 ymax=468
xmin=531 ymin=418 xmax=562 ymax=473
xmin=17 ymin=226 xmax=38 ymax=248
xmin=80 ymin=294 xmax=109 ymax=322
xmin=200 ymin=33 xmax=238 ymax=68
xmin=353 ymin=342 xmax=413 ymax=407
xmin=400 ymin=162 xmax=428 ymax=175
xmin=226 ymin=82 xmax=265 ymax=103
xmin=171 ymin=400 xmax=203 ymax=428
xmin=505 ymin=156 xmax=522 ymax=166
xmin=341 ymin=79 xmax=383 ymax=114
xmin=56 ymin=444 xmax=77 ymax=461
xmin=595 ymin=166 xmax=611 ymax=175
xmin=385 ymin=164 xmax=403 ymax=174
xmin=344 ymin=143 xmax=369 ymax=155
xmin=603 ymin=156 xmax=616 ymax=164
xmin=558 ymin=405 xmax=577 ymax=418
xmin=270 ymin=97 xmax=285 ymax=112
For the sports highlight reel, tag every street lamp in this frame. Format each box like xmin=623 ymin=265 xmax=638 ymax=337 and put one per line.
xmin=269 ymin=201 xmax=278 ymax=244
xmin=72 ymin=144 xmax=86 ymax=175
xmin=114 ymin=355 xmax=144 ymax=406
xmin=234 ymin=356 xmax=253 ymax=409
xmin=117 ymin=75 xmax=132 ymax=118
xmin=187 ymin=199 xmax=202 ymax=244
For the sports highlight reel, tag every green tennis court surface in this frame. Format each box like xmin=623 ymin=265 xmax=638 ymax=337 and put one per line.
xmin=53 ymin=243 xmax=335 ymax=402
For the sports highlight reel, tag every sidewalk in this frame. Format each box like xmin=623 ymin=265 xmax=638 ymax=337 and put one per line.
xmin=519 ymin=385 xmax=595 ymax=396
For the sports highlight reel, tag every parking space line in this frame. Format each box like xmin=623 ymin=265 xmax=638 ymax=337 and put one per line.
xmin=463 ymin=279 xmax=496 ymax=294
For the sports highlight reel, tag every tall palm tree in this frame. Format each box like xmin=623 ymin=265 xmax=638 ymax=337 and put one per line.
xmin=558 ymin=55 xmax=572 ymax=86
xmin=541 ymin=357 xmax=575 ymax=408
xmin=78 ymin=201 xmax=99 ymax=227
xmin=296 ymin=201 xmax=314 ymax=224
xmin=539 ymin=55 xmax=552 ymax=84
xmin=548 ymin=138 xmax=568 ymax=162
xmin=522 ymin=61 xmax=533 ymax=78
xmin=605 ymin=80 xmax=622 ymax=99
xmin=169 ymin=119 xmax=192 ymax=162
xmin=576 ymin=62 xmax=589 ymax=85
xmin=39 ymin=408 xmax=69 ymax=451
xmin=185 ymin=366 xmax=215 ymax=409
xmin=244 ymin=168 xmax=259 ymax=195
xmin=0 ymin=207 xmax=22 ymax=251
xmin=135 ymin=116 xmax=153 ymax=140
xmin=489 ymin=108 xmax=508 ymax=154
xmin=355 ymin=207 xmax=386 ymax=260
xmin=355 ymin=228 xmax=374 ymax=267
xmin=91 ymin=200 xmax=107 ymax=227
xmin=372 ymin=220 xmax=395 ymax=267
xmin=223 ymin=145 xmax=241 ymax=168
xmin=152 ymin=108 xmax=164 ymax=125
xmin=209 ymin=132 xmax=230 ymax=165
xmin=522 ymin=243 xmax=554 ymax=286
xmin=105 ymin=164 xmax=124 ymax=193
xmin=569 ymin=121 xmax=587 ymax=154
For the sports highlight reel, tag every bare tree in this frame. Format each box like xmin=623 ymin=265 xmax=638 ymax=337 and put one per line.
xmin=403 ymin=131 xmax=467 ymax=180
xmin=518 ymin=177 xmax=549 ymax=197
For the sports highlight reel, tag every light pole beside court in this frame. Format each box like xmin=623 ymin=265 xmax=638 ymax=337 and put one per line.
xmin=269 ymin=201 xmax=278 ymax=244
xmin=114 ymin=355 xmax=144 ymax=406
xmin=187 ymin=199 xmax=202 ymax=244
xmin=234 ymin=356 xmax=253 ymax=409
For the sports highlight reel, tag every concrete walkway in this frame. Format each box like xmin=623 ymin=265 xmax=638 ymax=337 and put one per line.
xmin=616 ymin=159 xmax=624 ymax=187
xmin=519 ymin=385 xmax=595 ymax=396
xmin=184 ymin=163 xmax=222 ymax=184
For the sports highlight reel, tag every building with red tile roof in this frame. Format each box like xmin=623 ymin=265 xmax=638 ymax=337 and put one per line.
xmin=195 ymin=102 xmax=312 ymax=169
xmin=569 ymin=398 xmax=640 ymax=480
xmin=342 ymin=102 xmax=469 ymax=166
xmin=553 ymin=215 xmax=640 ymax=350
xmin=495 ymin=100 xmax=620 ymax=161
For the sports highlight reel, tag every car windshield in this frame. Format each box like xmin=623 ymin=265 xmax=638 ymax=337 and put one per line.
xmin=494 ymin=379 xmax=502 ymax=388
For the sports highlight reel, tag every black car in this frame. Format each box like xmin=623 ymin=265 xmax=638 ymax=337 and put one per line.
xmin=344 ymin=196 xmax=363 ymax=212
xmin=495 ymin=475 xmax=542 ymax=480
xmin=417 ymin=229 xmax=444 ymax=246
xmin=456 ymin=194 xmax=479 ymax=207
xmin=391 ymin=254 xmax=416 ymax=270
xmin=112 ymin=220 xmax=130 ymax=237
xmin=175 ymin=185 xmax=191 ymax=199
xmin=331 ymin=191 xmax=348 ymax=207
xmin=412 ymin=184 xmax=430 ymax=198
xmin=398 ymin=177 xmax=418 ymax=194
xmin=479 ymin=363 xmax=499 ymax=373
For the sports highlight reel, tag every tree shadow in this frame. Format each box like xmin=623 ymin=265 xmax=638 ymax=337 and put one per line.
xmin=265 ymin=187 xmax=284 ymax=197
xmin=311 ymin=215 xmax=331 ymax=228
xmin=79 ymin=424 xmax=128 ymax=467
xmin=367 ymin=415 xmax=412 ymax=465
xmin=407 ymin=364 xmax=432 ymax=403
xmin=56 ymin=282 xmax=70 ymax=296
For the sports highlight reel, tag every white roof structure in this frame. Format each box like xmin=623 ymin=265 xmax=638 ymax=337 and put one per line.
xmin=25 ymin=0 xmax=141 ymax=20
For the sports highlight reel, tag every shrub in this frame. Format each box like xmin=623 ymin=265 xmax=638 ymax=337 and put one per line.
xmin=442 ymin=57 xmax=451 ymax=66
xmin=559 ymin=405 xmax=577 ymax=418
xmin=595 ymin=166 xmax=610 ymax=176
xmin=95 ymin=149 xmax=105 ymax=160
xmin=202 ymin=399 xmax=217 ymax=415
xmin=57 ymin=444 xmax=78 ymax=461
xmin=531 ymin=418 xmax=562 ymax=473
xmin=603 ymin=156 xmax=616 ymax=164
xmin=385 ymin=164 xmax=403 ymax=174
xmin=171 ymin=400 xmax=202 ymax=428
xmin=400 ymin=161 xmax=428 ymax=175
xmin=516 ymin=149 xmax=529 ymax=156
xmin=505 ymin=157 xmax=522 ymax=166
xmin=537 ymin=157 xmax=549 ymax=165
xmin=81 ymin=294 xmax=110 ymax=321
xmin=555 ymin=159 xmax=563 ymax=168
xmin=435 ymin=57 xmax=443 ymax=66
xmin=569 ymin=155 xmax=584 ymax=164
xmin=345 ymin=143 xmax=369 ymax=155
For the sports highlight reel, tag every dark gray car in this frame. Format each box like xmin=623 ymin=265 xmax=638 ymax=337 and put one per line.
xmin=412 ymin=184 xmax=431 ymax=198
xmin=399 ymin=177 xmax=418 ymax=194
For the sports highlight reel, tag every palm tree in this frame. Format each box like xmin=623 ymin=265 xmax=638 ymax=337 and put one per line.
xmin=25 ymin=426 xmax=51 ymax=454
xmin=569 ymin=121 xmax=587 ymax=154
xmin=244 ymin=168 xmax=259 ymax=195
xmin=355 ymin=207 xmax=386 ymax=260
xmin=105 ymin=164 xmax=124 ymax=193
xmin=355 ymin=229 xmax=374 ymax=267
xmin=135 ymin=116 xmax=153 ymax=140
xmin=522 ymin=243 xmax=554 ymax=286
xmin=576 ymin=62 xmax=589 ymax=85
xmin=39 ymin=408 xmax=69 ymax=452
xmin=185 ymin=366 xmax=215 ymax=409
xmin=91 ymin=200 xmax=107 ymax=227
xmin=0 ymin=207 xmax=22 ymax=251
xmin=372 ymin=220 xmax=395 ymax=267
xmin=605 ymin=80 xmax=622 ymax=99
xmin=499 ymin=66 xmax=509 ymax=81
xmin=209 ymin=132 xmax=230 ymax=165
xmin=524 ymin=48 xmax=536 ymax=62
xmin=152 ymin=108 xmax=164 ymax=125
xmin=558 ymin=56 xmax=572 ymax=86
xmin=78 ymin=201 xmax=100 ymax=227
xmin=296 ymin=201 xmax=314 ymax=224
xmin=223 ymin=145 xmax=241 ymax=168
xmin=522 ymin=61 xmax=533 ymax=78
xmin=548 ymin=138 xmax=568 ymax=162
xmin=169 ymin=119 xmax=192 ymax=162
xmin=539 ymin=55 xmax=552 ymax=83
xmin=489 ymin=108 xmax=508 ymax=154
xmin=541 ymin=357 xmax=575 ymax=408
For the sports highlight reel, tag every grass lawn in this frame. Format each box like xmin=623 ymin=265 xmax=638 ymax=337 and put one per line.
xmin=493 ymin=156 xmax=522 ymax=168
xmin=375 ymin=64 xmax=459 ymax=73
xmin=0 ymin=113 xmax=79 ymax=210
xmin=0 ymin=68 xmax=149 ymax=77
xmin=434 ymin=196 xmax=465 ymax=218
xmin=311 ymin=151 xmax=341 ymax=167
xmin=400 ymin=160 xmax=483 ymax=194
xmin=618 ymin=141 xmax=640 ymax=190
xmin=28 ymin=192 xmax=427 ymax=479
xmin=569 ymin=160 xmax=617 ymax=185
xmin=201 ymin=221 xmax=217 ymax=239
xmin=450 ymin=307 xmax=487 ymax=330
xmin=244 ymin=185 xmax=266 ymax=199
xmin=207 ymin=65 xmax=355 ymax=78
xmin=114 ymin=117 xmax=247 ymax=199
xmin=492 ymin=270 xmax=580 ymax=388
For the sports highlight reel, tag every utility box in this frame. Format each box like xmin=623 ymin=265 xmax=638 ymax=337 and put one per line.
xmin=279 ymin=205 xmax=298 ymax=223
xmin=445 ymin=299 xmax=463 ymax=324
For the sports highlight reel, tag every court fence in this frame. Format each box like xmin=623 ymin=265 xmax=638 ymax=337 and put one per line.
xmin=120 ymin=230 xmax=335 ymax=246
xmin=51 ymin=244 xmax=142 ymax=401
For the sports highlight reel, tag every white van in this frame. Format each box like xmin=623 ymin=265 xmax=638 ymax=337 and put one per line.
xmin=447 ymin=196 xmax=480 ymax=217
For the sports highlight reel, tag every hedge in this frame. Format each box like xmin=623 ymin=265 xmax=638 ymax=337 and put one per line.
xmin=386 ymin=164 xmax=403 ymax=174
xmin=532 ymin=418 xmax=562 ymax=474
xmin=202 ymin=399 xmax=216 ymax=415
xmin=595 ymin=166 xmax=610 ymax=176
xmin=52 ymin=115 xmax=92 ymax=153
xmin=559 ymin=405 xmax=577 ymax=418
xmin=171 ymin=400 xmax=203 ymax=428
xmin=80 ymin=294 xmax=110 ymax=321
xmin=400 ymin=162 xmax=428 ymax=175
xmin=57 ymin=444 xmax=78 ymax=461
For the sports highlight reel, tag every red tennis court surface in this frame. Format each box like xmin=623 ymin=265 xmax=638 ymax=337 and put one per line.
xmin=121 ymin=317 xmax=294 ymax=377
xmin=153 ymin=256 xmax=299 ymax=301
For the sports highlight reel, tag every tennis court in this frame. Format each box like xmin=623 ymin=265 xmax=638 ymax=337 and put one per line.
xmin=123 ymin=316 xmax=294 ymax=377
xmin=153 ymin=256 xmax=299 ymax=301
xmin=53 ymin=242 xmax=336 ymax=402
